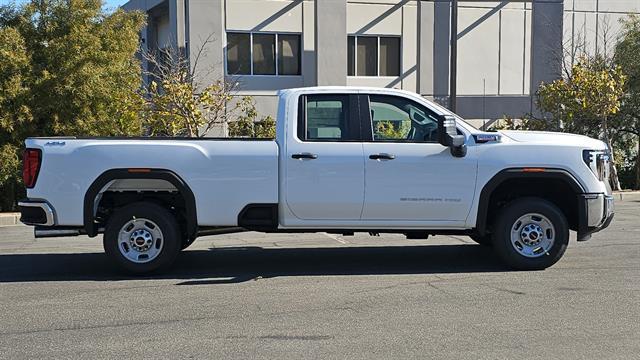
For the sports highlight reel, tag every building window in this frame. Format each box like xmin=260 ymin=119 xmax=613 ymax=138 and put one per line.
xmin=278 ymin=34 xmax=301 ymax=75
xmin=226 ymin=32 xmax=301 ymax=76
xmin=368 ymin=95 xmax=439 ymax=142
xmin=227 ymin=33 xmax=251 ymax=75
xmin=347 ymin=35 xmax=400 ymax=77
xmin=252 ymin=33 xmax=276 ymax=75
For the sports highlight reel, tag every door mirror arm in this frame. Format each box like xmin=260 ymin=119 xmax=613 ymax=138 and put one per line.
xmin=438 ymin=115 xmax=467 ymax=158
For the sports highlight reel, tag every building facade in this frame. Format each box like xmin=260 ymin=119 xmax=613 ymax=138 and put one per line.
xmin=123 ymin=0 xmax=640 ymax=127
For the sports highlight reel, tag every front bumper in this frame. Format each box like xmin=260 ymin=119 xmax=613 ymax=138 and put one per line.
xmin=577 ymin=193 xmax=614 ymax=241
xmin=18 ymin=200 xmax=56 ymax=226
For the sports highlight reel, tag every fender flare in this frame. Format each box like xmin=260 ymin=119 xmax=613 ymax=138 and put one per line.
xmin=83 ymin=169 xmax=197 ymax=238
xmin=475 ymin=168 xmax=585 ymax=235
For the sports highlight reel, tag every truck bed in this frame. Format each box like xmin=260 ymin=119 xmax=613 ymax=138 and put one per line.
xmin=25 ymin=137 xmax=279 ymax=227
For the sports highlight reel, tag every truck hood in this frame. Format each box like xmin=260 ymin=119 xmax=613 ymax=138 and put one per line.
xmin=498 ymin=130 xmax=606 ymax=149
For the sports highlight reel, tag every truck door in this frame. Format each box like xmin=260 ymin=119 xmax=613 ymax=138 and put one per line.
xmin=284 ymin=94 xmax=365 ymax=220
xmin=360 ymin=94 xmax=477 ymax=223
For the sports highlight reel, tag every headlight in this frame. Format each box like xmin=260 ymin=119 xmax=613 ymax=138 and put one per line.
xmin=582 ymin=149 xmax=610 ymax=182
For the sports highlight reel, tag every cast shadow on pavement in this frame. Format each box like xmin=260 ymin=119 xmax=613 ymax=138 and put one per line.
xmin=0 ymin=244 xmax=509 ymax=284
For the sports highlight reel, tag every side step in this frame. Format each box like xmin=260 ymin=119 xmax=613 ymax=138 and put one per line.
xmin=34 ymin=226 xmax=86 ymax=238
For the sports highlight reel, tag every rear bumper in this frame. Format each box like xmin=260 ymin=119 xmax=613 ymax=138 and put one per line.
xmin=577 ymin=193 xmax=614 ymax=241
xmin=18 ymin=200 xmax=56 ymax=226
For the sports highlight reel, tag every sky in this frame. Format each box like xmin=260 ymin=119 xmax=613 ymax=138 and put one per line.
xmin=102 ymin=0 xmax=129 ymax=9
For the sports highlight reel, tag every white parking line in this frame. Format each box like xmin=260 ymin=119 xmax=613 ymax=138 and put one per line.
xmin=322 ymin=232 xmax=350 ymax=244
xmin=447 ymin=235 xmax=473 ymax=244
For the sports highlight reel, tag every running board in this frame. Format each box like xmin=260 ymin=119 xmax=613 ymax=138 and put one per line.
xmin=34 ymin=226 xmax=86 ymax=238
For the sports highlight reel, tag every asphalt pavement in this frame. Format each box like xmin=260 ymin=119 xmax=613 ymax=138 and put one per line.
xmin=0 ymin=197 xmax=638 ymax=359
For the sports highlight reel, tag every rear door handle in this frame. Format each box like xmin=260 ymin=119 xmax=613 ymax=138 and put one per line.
xmin=292 ymin=153 xmax=318 ymax=160
xmin=369 ymin=153 xmax=396 ymax=160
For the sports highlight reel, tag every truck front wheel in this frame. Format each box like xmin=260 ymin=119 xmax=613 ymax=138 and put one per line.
xmin=103 ymin=202 xmax=181 ymax=274
xmin=493 ymin=197 xmax=569 ymax=270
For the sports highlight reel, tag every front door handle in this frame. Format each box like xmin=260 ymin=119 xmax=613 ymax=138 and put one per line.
xmin=292 ymin=153 xmax=318 ymax=160
xmin=369 ymin=153 xmax=396 ymax=160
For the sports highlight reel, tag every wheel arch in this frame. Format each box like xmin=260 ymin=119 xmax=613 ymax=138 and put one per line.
xmin=83 ymin=169 xmax=197 ymax=239
xmin=475 ymin=168 xmax=585 ymax=236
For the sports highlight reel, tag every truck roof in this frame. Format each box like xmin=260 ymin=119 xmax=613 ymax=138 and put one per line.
xmin=278 ymin=86 xmax=419 ymax=97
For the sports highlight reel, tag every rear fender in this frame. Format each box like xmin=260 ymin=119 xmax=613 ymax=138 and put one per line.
xmin=83 ymin=169 xmax=197 ymax=238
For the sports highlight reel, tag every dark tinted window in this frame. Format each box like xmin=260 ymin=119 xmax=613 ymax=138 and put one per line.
xmin=347 ymin=36 xmax=401 ymax=77
xmin=278 ymin=34 xmax=301 ymax=75
xmin=357 ymin=36 xmax=377 ymax=76
xmin=304 ymin=95 xmax=351 ymax=141
xmin=380 ymin=37 xmax=400 ymax=76
xmin=253 ymin=33 xmax=276 ymax=75
xmin=226 ymin=33 xmax=250 ymax=75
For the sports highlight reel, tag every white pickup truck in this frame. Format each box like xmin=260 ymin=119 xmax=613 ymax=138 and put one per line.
xmin=19 ymin=87 xmax=614 ymax=274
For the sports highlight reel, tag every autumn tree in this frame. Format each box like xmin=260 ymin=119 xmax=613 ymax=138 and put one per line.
xmin=0 ymin=0 xmax=146 ymax=210
xmin=142 ymin=36 xmax=274 ymax=137
xmin=537 ymin=57 xmax=626 ymax=190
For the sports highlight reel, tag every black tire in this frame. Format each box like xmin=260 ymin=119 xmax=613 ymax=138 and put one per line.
xmin=469 ymin=234 xmax=493 ymax=247
xmin=104 ymin=202 xmax=181 ymax=274
xmin=493 ymin=197 xmax=569 ymax=270
xmin=181 ymin=238 xmax=195 ymax=250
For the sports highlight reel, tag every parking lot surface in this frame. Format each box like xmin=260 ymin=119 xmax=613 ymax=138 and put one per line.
xmin=0 ymin=197 xmax=638 ymax=359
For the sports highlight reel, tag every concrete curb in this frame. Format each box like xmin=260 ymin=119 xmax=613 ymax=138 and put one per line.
xmin=613 ymin=191 xmax=640 ymax=201
xmin=0 ymin=213 xmax=21 ymax=227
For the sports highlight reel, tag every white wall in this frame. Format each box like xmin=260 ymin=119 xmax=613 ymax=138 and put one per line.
xmin=564 ymin=0 xmax=640 ymax=62
xmin=456 ymin=1 xmax=532 ymax=96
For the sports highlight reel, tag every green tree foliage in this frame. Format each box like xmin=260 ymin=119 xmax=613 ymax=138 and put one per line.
xmin=144 ymin=77 xmax=235 ymax=137
xmin=0 ymin=0 xmax=146 ymax=210
xmin=373 ymin=120 xmax=411 ymax=140
xmin=614 ymin=15 xmax=640 ymax=189
xmin=227 ymin=97 xmax=275 ymax=138
xmin=492 ymin=116 xmax=551 ymax=132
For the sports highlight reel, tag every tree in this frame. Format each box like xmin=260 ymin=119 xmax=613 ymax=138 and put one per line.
xmin=0 ymin=0 xmax=146 ymax=210
xmin=142 ymin=34 xmax=276 ymax=138
xmin=143 ymin=36 xmax=242 ymax=137
xmin=537 ymin=57 xmax=626 ymax=190
xmin=373 ymin=120 xmax=411 ymax=140
xmin=492 ymin=116 xmax=553 ymax=132
xmin=614 ymin=15 xmax=640 ymax=189
xmin=227 ymin=97 xmax=275 ymax=138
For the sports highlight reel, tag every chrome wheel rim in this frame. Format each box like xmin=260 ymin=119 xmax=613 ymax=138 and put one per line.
xmin=510 ymin=213 xmax=555 ymax=258
xmin=118 ymin=218 xmax=164 ymax=263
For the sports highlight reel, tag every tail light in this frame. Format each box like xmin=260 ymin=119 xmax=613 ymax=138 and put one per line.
xmin=22 ymin=148 xmax=41 ymax=188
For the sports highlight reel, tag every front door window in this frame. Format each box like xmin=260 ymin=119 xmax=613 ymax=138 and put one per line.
xmin=369 ymin=95 xmax=439 ymax=143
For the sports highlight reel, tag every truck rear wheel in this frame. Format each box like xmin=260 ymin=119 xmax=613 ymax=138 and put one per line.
xmin=493 ymin=197 xmax=569 ymax=270
xmin=103 ymin=202 xmax=181 ymax=274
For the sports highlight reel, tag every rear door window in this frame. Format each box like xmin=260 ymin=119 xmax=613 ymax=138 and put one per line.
xmin=298 ymin=95 xmax=359 ymax=141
